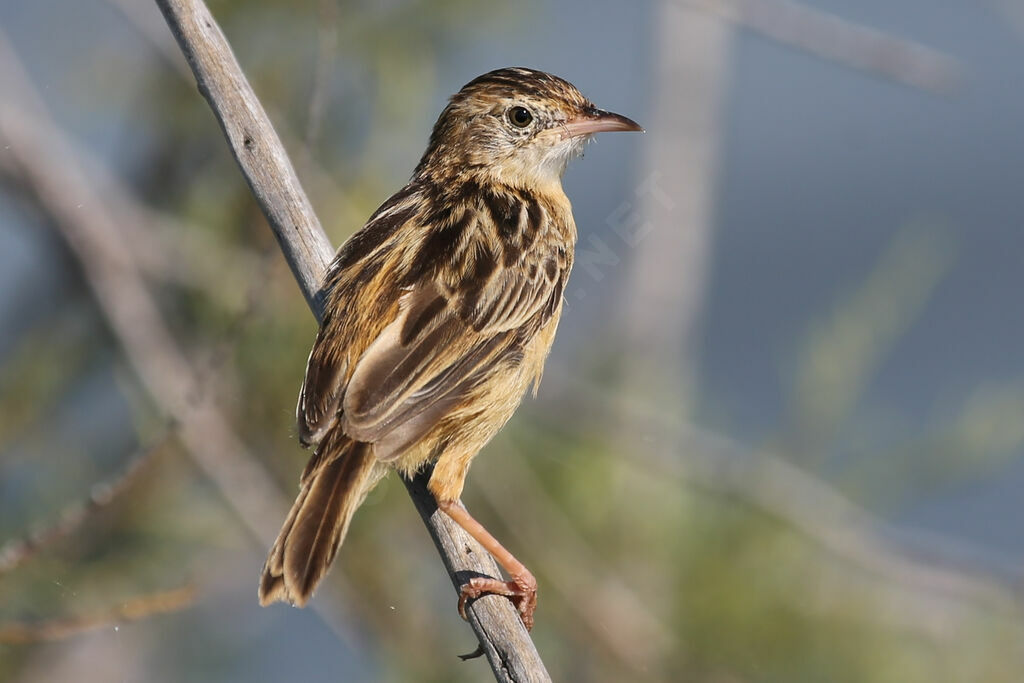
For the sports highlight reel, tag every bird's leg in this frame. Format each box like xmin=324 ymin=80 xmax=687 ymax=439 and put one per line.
xmin=436 ymin=499 xmax=538 ymax=631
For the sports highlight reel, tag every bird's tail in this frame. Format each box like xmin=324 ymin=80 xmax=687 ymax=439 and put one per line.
xmin=259 ymin=431 xmax=379 ymax=606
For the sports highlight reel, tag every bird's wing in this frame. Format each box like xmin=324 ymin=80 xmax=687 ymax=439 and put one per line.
xmin=297 ymin=184 xmax=569 ymax=462
xmin=341 ymin=225 xmax=569 ymax=460
xmin=295 ymin=184 xmax=421 ymax=447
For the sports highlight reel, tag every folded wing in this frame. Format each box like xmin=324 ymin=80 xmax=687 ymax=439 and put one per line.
xmin=297 ymin=191 xmax=568 ymax=463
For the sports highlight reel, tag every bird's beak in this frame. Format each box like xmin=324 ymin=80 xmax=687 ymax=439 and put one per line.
xmin=559 ymin=107 xmax=644 ymax=139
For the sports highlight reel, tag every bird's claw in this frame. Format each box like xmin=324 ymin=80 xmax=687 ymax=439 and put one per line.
xmin=457 ymin=574 xmax=537 ymax=631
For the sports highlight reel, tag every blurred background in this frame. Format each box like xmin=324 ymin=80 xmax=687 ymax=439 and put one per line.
xmin=1 ymin=0 xmax=1023 ymax=681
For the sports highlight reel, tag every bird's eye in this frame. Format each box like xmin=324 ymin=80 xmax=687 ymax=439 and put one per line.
xmin=508 ymin=106 xmax=533 ymax=128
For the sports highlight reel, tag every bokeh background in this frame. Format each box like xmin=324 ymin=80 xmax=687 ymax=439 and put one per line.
xmin=2 ymin=0 xmax=1023 ymax=681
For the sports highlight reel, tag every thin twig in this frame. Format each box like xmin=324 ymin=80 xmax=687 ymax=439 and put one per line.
xmin=0 ymin=583 xmax=198 ymax=644
xmin=152 ymin=1 xmax=548 ymax=680
xmin=682 ymin=0 xmax=962 ymax=93
xmin=0 ymin=434 xmax=173 ymax=576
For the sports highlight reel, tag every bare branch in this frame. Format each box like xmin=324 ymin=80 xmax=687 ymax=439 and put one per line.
xmin=155 ymin=1 xmax=334 ymax=311
xmin=0 ymin=584 xmax=198 ymax=644
xmin=0 ymin=28 xmax=363 ymax=650
xmin=0 ymin=435 xmax=172 ymax=576
xmin=0 ymin=41 xmax=287 ymax=563
xmin=152 ymin=1 xmax=548 ymax=679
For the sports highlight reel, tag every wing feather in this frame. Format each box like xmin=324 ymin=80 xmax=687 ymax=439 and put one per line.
xmin=295 ymin=186 xmax=418 ymax=445
xmin=297 ymin=182 xmax=570 ymax=463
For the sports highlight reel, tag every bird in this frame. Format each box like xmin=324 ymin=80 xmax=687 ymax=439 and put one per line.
xmin=258 ymin=67 xmax=642 ymax=630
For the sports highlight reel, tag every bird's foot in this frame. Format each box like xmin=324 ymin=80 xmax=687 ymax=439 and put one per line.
xmin=457 ymin=572 xmax=537 ymax=631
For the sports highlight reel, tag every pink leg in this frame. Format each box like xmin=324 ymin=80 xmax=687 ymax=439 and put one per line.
xmin=436 ymin=499 xmax=538 ymax=631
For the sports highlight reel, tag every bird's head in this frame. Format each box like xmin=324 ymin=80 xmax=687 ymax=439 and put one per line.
xmin=415 ymin=67 xmax=642 ymax=191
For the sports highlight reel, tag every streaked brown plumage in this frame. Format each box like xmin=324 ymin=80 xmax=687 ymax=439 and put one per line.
xmin=258 ymin=67 xmax=641 ymax=629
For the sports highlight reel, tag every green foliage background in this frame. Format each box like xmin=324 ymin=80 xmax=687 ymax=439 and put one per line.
xmin=1 ymin=1 xmax=1023 ymax=682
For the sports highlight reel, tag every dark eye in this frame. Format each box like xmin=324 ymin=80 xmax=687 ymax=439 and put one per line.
xmin=508 ymin=106 xmax=533 ymax=128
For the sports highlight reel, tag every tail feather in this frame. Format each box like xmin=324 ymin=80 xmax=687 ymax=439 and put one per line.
xmin=259 ymin=432 xmax=377 ymax=607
